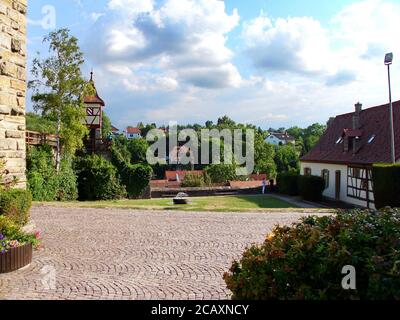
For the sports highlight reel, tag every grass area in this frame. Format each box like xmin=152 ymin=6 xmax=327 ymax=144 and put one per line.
xmin=34 ymin=195 xmax=307 ymax=213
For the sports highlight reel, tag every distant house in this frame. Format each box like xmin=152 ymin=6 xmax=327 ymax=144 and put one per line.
xmin=111 ymin=125 xmax=120 ymax=136
xmin=300 ymin=101 xmax=400 ymax=209
xmin=125 ymin=127 xmax=142 ymax=139
xmin=265 ymin=132 xmax=295 ymax=146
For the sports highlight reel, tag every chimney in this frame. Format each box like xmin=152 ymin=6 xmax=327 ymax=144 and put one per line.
xmin=327 ymin=117 xmax=335 ymax=127
xmin=352 ymin=102 xmax=362 ymax=130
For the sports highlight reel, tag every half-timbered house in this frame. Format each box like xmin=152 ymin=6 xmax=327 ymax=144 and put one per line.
xmin=300 ymin=101 xmax=400 ymax=208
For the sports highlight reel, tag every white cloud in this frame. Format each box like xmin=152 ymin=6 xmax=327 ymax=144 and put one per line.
xmin=80 ymin=0 xmax=400 ymax=130
xmin=242 ymin=13 xmax=335 ymax=75
xmin=85 ymin=0 xmax=241 ymax=90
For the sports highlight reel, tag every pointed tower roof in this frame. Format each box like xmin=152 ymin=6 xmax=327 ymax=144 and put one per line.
xmin=84 ymin=71 xmax=105 ymax=106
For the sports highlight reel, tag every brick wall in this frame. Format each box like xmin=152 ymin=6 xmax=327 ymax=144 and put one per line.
xmin=0 ymin=0 xmax=27 ymax=188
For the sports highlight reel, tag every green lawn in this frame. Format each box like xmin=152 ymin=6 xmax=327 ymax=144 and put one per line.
xmin=35 ymin=195 xmax=304 ymax=212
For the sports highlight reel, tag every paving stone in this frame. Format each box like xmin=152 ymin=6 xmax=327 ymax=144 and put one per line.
xmin=0 ymin=206 xmax=325 ymax=300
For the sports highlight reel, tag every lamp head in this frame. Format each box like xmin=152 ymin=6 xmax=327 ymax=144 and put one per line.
xmin=385 ymin=52 xmax=393 ymax=65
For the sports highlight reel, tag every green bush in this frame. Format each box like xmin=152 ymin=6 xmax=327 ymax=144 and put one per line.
xmin=277 ymin=172 xmax=299 ymax=196
xmin=0 ymin=189 xmax=32 ymax=226
xmin=27 ymin=146 xmax=78 ymax=201
xmin=224 ymin=208 xmax=400 ymax=300
xmin=121 ymin=164 xmax=153 ymax=199
xmin=75 ymin=155 xmax=126 ymax=201
xmin=298 ymin=175 xmax=325 ymax=201
xmin=111 ymin=146 xmax=152 ymax=199
xmin=372 ymin=164 xmax=400 ymax=209
xmin=0 ymin=215 xmax=39 ymax=248
xmin=181 ymin=173 xmax=210 ymax=188
xmin=205 ymin=164 xmax=237 ymax=184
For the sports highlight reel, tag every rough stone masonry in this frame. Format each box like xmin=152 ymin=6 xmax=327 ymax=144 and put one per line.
xmin=0 ymin=0 xmax=27 ymax=188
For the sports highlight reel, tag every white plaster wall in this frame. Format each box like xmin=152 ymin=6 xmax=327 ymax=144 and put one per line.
xmin=300 ymin=162 xmax=375 ymax=209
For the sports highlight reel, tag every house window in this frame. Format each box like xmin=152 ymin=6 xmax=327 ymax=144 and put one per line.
xmin=304 ymin=168 xmax=312 ymax=176
xmin=322 ymin=169 xmax=330 ymax=189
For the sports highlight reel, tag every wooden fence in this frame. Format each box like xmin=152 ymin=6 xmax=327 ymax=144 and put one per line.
xmin=25 ymin=130 xmax=58 ymax=147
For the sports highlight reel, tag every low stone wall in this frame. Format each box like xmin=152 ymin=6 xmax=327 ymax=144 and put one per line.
xmin=0 ymin=0 xmax=27 ymax=188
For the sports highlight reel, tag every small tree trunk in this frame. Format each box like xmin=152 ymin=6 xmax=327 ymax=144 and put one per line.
xmin=56 ymin=109 xmax=61 ymax=172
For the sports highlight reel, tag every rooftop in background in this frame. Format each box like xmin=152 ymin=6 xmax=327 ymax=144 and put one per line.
xmin=126 ymin=127 xmax=142 ymax=134
xmin=269 ymin=132 xmax=295 ymax=140
xmin=301 ymin=100 xmax=400 ymax=165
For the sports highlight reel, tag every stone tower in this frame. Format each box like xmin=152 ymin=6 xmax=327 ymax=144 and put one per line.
xmin=0 ymin=0 xmax=27 ymax=188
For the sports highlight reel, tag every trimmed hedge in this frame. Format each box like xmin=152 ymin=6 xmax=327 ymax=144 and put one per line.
xmin=0 ymin=189 xmax=32 ymax=226
xmin=75 ymin=155 xmax=126 ymax=201
xmin=298 ymin=175 xmax=325 ymax=201
xmin=372 ymin=164 xmax=400 ymax=209
xmin=224 ymin=208 xmax=400 ymax=300
xmin=277 ymin=172 xmax=299 ymax=196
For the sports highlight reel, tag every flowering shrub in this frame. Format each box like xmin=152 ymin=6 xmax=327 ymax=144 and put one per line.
xmin=224 ymin=208 xmax=400 ymax=300
xmin=0 ymin=216 xmax=40 ymax=254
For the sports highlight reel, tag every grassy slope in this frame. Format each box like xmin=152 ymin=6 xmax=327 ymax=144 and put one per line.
xmin=33 ymin=195 xmax=317 ymax=213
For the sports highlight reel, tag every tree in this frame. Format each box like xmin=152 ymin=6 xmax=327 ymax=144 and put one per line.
xmin=29 ymin=28 xmax=88 ymax=171
xmin=102 ymin=112 xmax=112 ymax=140
xmin=274 ymin=145 xmax=300 ymax=173
xmin=127 ymin=138 xmax=149 ymax=164
xmin=26 ymin=112 xmax=57 ymax=134
xmin=254 ymin=133 xmax=277 ymax=178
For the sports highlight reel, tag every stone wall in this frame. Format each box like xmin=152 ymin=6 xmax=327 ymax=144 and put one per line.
xmin=0 ymin=0 xmax=27 ymax=188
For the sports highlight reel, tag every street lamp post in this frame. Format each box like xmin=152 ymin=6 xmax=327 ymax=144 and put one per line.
xmin=385 ymin=53 xmax=396 ymax=164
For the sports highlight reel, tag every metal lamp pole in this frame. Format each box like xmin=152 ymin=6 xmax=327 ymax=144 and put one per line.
xmin=385 ymin=53 xmax=396 ymax=164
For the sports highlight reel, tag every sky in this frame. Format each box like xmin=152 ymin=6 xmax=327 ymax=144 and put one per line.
xmin=27 ymin=0 xmax=400 ymax=130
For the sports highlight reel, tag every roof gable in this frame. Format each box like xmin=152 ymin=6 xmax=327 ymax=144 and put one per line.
xmin=301 ymin=101 xmax=400 ymax=165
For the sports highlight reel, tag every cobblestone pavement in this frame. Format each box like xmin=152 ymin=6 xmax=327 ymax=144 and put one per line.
xmin=0 ymin=206 xmax=324 ymax=300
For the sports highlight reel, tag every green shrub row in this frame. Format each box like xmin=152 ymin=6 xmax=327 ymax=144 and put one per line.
xmin=372 ymin=164 xmax=400 ymax=209
xmin=277 ymin=173 xmax=325 ymax=201
xmin=0 ymin=189 xmax=32 ymax=226
xmin=277 ymin=172 xmax=299 ymax=196
xmin=224 ymin=208 xmax=400 ymax=300
xmin=298 ymin=175 xmax=326 ymax=201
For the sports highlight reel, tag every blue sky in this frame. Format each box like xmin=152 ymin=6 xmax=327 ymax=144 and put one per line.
xmin=27 ymin=0 xmax=400 ymax=130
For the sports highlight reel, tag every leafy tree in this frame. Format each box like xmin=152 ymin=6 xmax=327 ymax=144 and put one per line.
xmin=254 ymin=133 xmax=277 ymax=178
xmin=217 ymin=115 xmax=236 ymax=128
xmin=102 ymin=112 xmax=112 ymax=140
xmin=29 ymin=28 xmax=89 ymax=171
xmin=274 ymin=145 xmax=300 ymax=173
xmin=26 ymin=112 xmax=57 ymax=134
xmin=127 ymin=138 xmax=149 ymax=164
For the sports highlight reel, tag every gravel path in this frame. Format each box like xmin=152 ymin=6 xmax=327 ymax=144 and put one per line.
xmin=0 ymin=206 xmax=325 ymax=300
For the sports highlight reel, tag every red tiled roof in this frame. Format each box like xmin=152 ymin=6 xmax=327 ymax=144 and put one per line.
xmin=126 ymin=127 xmax=141 ymax=134
xmin=84 ymin=79 xmax=105 ymax=106
xmin=301 ymin=101 xmax=400 ymax=165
